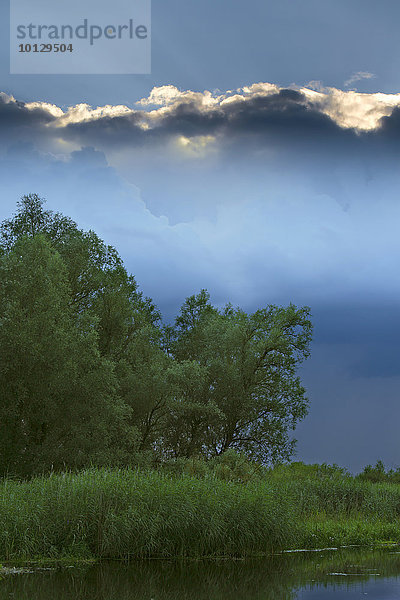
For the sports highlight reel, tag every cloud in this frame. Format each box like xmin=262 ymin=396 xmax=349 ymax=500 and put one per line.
xmin=3 ymin=81 xmax=400 ymax=224
xmin=1 ymin=82 xmax=400 ymax=162
xmin=344 ymin=71 xmax=376 ymax=89
xmin=2 ymin=83 xmax=400 ymax=471
xmin=1 ymin=82 xmax=400 ymax=309
xmin=0 ymin=92 xmax=57 ymax=135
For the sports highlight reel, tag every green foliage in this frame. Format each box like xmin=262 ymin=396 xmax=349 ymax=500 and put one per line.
xmin=0 ymin=194 xmax=159 ymax=359
xmin=0 ymin=468 xmax=296 ymax=560
xmin=156 ymin=450 xmax=265 ymax=483
xmin=0 ymin=235 xmax=132 ymax=476
xmin=269 ymin=461 xmax=350 ymax=481
xmin=2 ymin=194 xmax=400 ymax=563
xmin=356 ymin=461 xmax=400 ymax=484
xmin=0 ymin=466 xmax=400 ymax=561
xmin=0 ymin=195 xmax=313 ymax=475
xmin=210 ymin=449 xmax=265 ymax=482
xmin=168 ymin=290 xmax=312 ymax=462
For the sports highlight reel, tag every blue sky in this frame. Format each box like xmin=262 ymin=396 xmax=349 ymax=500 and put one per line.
xmin=3 ymin=0 xmax=400 ymax=105
xmin=1 ymin=0 xmax=400 ymax=471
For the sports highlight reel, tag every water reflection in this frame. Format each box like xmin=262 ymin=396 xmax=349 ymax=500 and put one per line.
xmin=1 ymin=547 xmax=400 ymax=599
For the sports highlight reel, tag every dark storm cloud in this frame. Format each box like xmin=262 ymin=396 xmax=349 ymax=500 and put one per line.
xmin=221 ymin=89 xmax=340 ymax=137
xmin=64 ymin=112 xmax=147 ymax=146
xmin=0 ymin=94 xmax=56 ymax=128
xmin=313 ymin=305 xmax=400 ymax=346
xmin=62 ymin=88 xmax=355 ymax=150
xmin=152 ymin=102 xmax=225 ymax=138
xmin=310 ymin=304 xmax=400 ymax=379
xmin=0 ymin=94 xmax=58 ymax=154
xmin=373 ymin=106 xmax=400 ymax=149
xmin=349 ymin=346 xmax=400 ymax=378
xmin=0 ymin=85 xmax=400 ymax=160
xmin=61 ymin=100 xmax=227 ymax=147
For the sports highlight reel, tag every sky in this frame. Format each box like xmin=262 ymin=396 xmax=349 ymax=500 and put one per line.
xmin=1 ymin=0 xmax=400 ymax=471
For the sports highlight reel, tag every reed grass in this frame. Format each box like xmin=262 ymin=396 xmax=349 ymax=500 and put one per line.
xmin=0 ymin=467 xmax=399 ymax=560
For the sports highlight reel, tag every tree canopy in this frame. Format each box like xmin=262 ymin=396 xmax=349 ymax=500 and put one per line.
xmin=162 ymin=291 xmax=312 ymax=462
xmin=0 ymin=194 xmax=313 ymax=476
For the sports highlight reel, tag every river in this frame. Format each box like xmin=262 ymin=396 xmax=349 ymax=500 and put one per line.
xmin=1 ymin=547 xmax=399 ymax=599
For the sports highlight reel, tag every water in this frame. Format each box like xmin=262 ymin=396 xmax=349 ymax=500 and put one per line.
xmin=1 ymin=547 xmax=400 ymax=599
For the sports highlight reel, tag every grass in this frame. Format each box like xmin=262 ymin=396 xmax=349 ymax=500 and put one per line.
xmin=0 ymin=464 xmax=400 ymax=561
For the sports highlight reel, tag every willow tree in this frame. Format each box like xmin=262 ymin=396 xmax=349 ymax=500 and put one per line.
xmin=0 ymin=195 xmax=158 ymax=474
xmin=0 ymin=194 xmax=159 ymax=361
xmin=0 ymin=195 xmax=313 ymax=471
xmin=169 ymin=290 xmax=312 ymax=462
xmin=0 ymin=234 xmax=132 ymax=476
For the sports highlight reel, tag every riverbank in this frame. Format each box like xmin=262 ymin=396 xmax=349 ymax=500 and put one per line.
xmin=1 ymin=467 xmax=399 ymax=561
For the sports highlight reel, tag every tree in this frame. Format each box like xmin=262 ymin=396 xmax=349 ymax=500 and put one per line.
xmin=170 ymin=291 xmax=312 ymax=463
xmin=0 ymin=195 xmax=158 ymax=474
xmin=0 ymin=195 xmax=313 ymax=472
xmin=0 ymin=194 xmax=160 ymax=361
xmin=0 ymin=234 xmax=132 ymax=476
xmin=116 ymin=322 xmax=212 ymax=460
